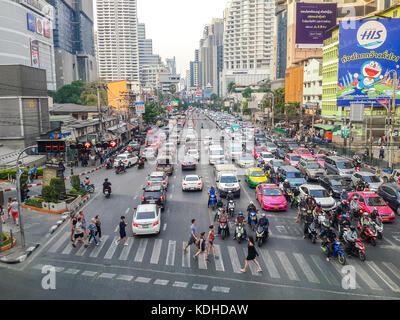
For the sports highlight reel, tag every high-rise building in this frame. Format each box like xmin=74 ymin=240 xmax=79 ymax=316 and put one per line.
xmin=96 ymin=0 xmax=139 ymax=82
xmin=166 ymin=57 xmax=177 ymax=75
xmin=46 ymin=0 xmax=97 ymax=88
xmin=273 ymin=0 xmax=287 ymax=80
xmin=221 ymin=0 xmax=275 ymax=96
xmin=199 ymin=18 xmax=224 ymax=96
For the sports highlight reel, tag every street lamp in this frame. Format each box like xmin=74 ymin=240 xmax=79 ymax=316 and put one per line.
xmin=386 ymin=69 xmax=398 ymax=169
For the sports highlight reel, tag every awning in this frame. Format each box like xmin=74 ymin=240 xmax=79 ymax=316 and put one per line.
xmin=313 ymin=124 xmax=341 ymax=132
xmin=274 ymin=127 xmax=287 ymax=134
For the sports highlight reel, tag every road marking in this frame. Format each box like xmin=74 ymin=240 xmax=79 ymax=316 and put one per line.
xmin=214 ymin=245 xmax=225 ymax=272
xmin=98 ymin=273 xmax=116 ymax=279
xmin=154 ymin=279 xmax=169 ymax=286
xmin=134 ymin=238 xmax=148 ymax=262
xmin=104 ymin=236 xmax=119 ymax=259
xmin=211 ymin=286 xmax=230 ymax=293
xmin=61 ymin=241 xmax=75 ymax=255
xmin=54 ymin=267 xmax=65 ymax=272
xmin=172 ymin=281 xmax=188 ymax=288
xmin=192 ymin=284 xmax=208 ymax=290
xmin=227 ymin=246 xmax=241 ymax=273
xmin=163 ymin=223 xmax=167 ymax=231
xmin=31 ymin=264 xmax=44 ymax=270
xmin=119 ymin=237 xmax=134 ymax=261
xmin=331 ymin=263 xmax=362 ymax=289
xmin=166 ymin=240 xmax=176 ymax=266
xmin=259 ymin=249 xmax=280 ymax=279
xmin=275 ymin=251 xmax=299 ymax=281
xmin=81 ymin=271 xmax=97 ymax=277
xmin=382 ymin=262 xmax=400 ymax=281
xmin=89 ymin=235 xmax=109 ymax=258
xmin=48 ymin=232 xmax=69 ymax=253
xmin=114 ymin=225 xmax=118 ymax=233
xmin=116 ymin=275 xmax=133 ymax=281
xmin=293 ymin=253 xmax=319 ymax=284
xmin=135 ymin=277 xmax=151 ymax=283
xmin=76 ymin=242 xmax=91 ymax=256
xmin=366 ymin=261 xmax=400 ymax=292
xmin=65 ymin=268 xmax=80 ymax=275
xmin=198 ymin=253 xmax=207 ymax=270
xmin=182 ymin=241 xmax=190 ymax=268
xmin=125 ymin=208 xmax=130 ymax=215
xmin=243 ymin=248 xmax=261 ymax=276
xmin=150 ymin=239 xmax=162 ymax=264
xmin=310 ymin=255 xmax=340 ymax=286
xmin=169 ymin=194 xmax=173 ymax=199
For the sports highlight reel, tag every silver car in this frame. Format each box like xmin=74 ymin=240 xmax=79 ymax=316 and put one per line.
xmin=351 ymin=171 xmax=383 ymax=191
xmin=297 ymin=159 xmax=326 ymax=181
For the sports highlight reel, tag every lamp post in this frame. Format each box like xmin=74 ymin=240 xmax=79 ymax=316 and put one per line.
xmin=387 ymin=70 xmax=398 ymax=169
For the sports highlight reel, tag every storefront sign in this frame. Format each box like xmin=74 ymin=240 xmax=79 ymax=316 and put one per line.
xmin=30 ymin=40 xmax=40 ymax=68
xmin=27 ymin=13 xmax=36 ymax=32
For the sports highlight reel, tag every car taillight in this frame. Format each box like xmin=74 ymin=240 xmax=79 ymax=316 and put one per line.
xmin=124 ymin=160 xmax=127 ymax=162
xmin=133 ymin=223 xmax=138 ymax=227
xmin=163 ymin=180 xmax=166 ymax=185
xmin=147 ymin=181 xmax=150 ymax=186
xmin=160 ymin=195 xmax=164 ymax=200
xmin=183 ymin=183 xmax=187 ymax=186
xmin=153 ymin=221 xmax=159 ymax=227
xmin=141 ymin=196 xmax=144 ymax=200
xmin=198 ymin=182 xmax=201 ymax=185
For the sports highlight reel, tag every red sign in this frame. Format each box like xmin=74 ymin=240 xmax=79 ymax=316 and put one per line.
xmin=109 ymin=140 xmax=117 ymax=148
xmin=44 ymin=22 xmax=51 ymax=38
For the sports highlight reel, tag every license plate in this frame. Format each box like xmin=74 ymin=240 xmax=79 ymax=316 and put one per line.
xmin=148 ymin=200 xmax=156 ymax=204
xmin=142 ymin=225 xmax=149 ymax=228
xmin=190 ymin=187 xmax=195 ymax=190
xmin=274 ymin=207 xmax=279 ymax=210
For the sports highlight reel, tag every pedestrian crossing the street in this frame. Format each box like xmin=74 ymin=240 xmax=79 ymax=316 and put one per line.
xmin=42 ymin=232 xmax=400 ymax=295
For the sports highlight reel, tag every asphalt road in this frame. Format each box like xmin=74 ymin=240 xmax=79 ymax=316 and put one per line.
xmin=1 ymin=112 xmax=400 ymax=300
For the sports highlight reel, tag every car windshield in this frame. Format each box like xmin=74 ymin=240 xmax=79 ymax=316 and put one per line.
xmin=143 ymin=191 xmax=162 ymax=198
xmin=306 ymin=163 xmax=321 ymax=169
xmin=290 ymin=156 xmax=301 ymax=161
xmin=329 ymin=179 xmax=348 ymax=186
xmin=263 ymin=188 xmax=282 ymax=196
xmin=365 ymin=197 xmax=387 ymax=206
xmin=136 ymin=211 xmax=156 ymax=220
xmin=317 ymin=156 xmax=326 ymax=161
xmin=297 ymin=149 xmax=310 ymax=154
xmin=241 ymin=155 xmax=252 ymax=160
xmin=310 ymin=189 xmax=329 ymax=198
xmin=337 ymin=161 xmax=354 ymax=169
xmin=272 ymin=161 xmax=282 ymax=167
xmin=251 ymin=171 xmax=265 ymax=177
xmin=363 ymin=175 xmax=381 ymax=183
xmin=261 ymin=153 xmax=273 ymax=158
xmin=116 ymin=156 xmax=126 ymax=160
xmin=210 ymin=150 xmax=224 ymax=155
xmin=220 ymin=176 xmax=237 ymax=183
xmin=150 ymin=176 xmax=163 ymax=181
xmin=186 ymin=177 xmax=199 ymax=181
xmin=183 ymin=157 xmax=195 ymax=162
xmin=287 ymin=172 xmax=302 ymax=178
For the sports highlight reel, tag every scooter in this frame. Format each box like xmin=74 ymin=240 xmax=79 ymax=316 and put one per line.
xmin=104 ymin=188 xmax=111 ymax=198
xmin=137 ymin=160 xmax=144 ymax=169
xmin=227 ymin=200 xmax=235 ymax=217
xmin=358 ymin=221 xmax=378 ymax=246
xmin=249 ymin=211 xmax=257 ymax=231
xmin=343 ymin=235 xmax=366 ymax=261
xmin=115 ymin=165 xmax=126 ymax=174
xmin=305 ymin=221 xmax=317 ymax=244
xmin=256 ymin=225 xmax=269 ymax=247
xmin=80 ymin=183 xmax=95 ymax=194
xmin=235 ymin=222 xmax=246 ymax=244
xmin=209 ymin=195 xmax=217 ymax=210
xmin=291 ymin=195 xmax=300 ymax=209
xmin=219 ymin=219 xmax=228 ymax=240
xmin=373 ymin=218 xmax=383 ymax=239
xmin=105 ymin=162 xmax=112 ymax=169
xmin=321 ymin=239 xmax=346 ymax=265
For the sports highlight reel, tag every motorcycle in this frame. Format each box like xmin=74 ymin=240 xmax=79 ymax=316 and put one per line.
xmin=105 ymin=162 xmax=112 ymax=169
xmin=209 ymin=195 xmax=217 ymax=211
xmin=357 ymin=221 xmax=378 ymax=246
xmin=321 ymin=239 xmax=346 ymax=265
xmin=291 ymin=195 xmax=300 ymax=209
xmin=219 ymin=219 xmax=228 ymax=240
xmin=236 ymin=222 xmax=247 ymax=243
xmin=373 ymin=218 xmax=383 ymax=239
xmin=115 ymin=165 xmax=126 ymax=174
xmin=104 ymin=188 xmax=111 ymax=198
xmin=227 ymin=200 xmax=235 ymax=217
xmin=353 ymin=156 xmax=362 ymax=171
xmin=305 ymin=222 xmax=317 ymax=243
xmin=249 ymin=211 xmax=257 ymax=231
xmin=343 ymin=235 xmax=366 ymax=261
xmin=256 ymin=225 xmax=269 ymax=247
xmin=80 ymin=183 xmax=95 ymax=194
xmin=137 ymin=160 xmax=144 ymax=169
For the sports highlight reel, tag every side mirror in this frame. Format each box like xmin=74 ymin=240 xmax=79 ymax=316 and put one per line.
xmin=238 ymin=179 xmax=241 ymax=182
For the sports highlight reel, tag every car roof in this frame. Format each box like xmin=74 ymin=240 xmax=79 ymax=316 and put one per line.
xmin=351 ymin=191 xmax=379 ymax=197
xmin=356 ymin=171 xmax=377 ymax=176
xmin=301 ymin=184 xmax=325 ymax=190
xmin=137 ymin=204 xmax=157 ymax=212
xmin=261 ymin=183 xmax=279 ymax=189
xmin=144 ymin=185 xmax=163 ymax=191
xmin=300 ymin=156 xmax=315 ymax=161
xmin=280 ymin=165 xmax=299 ymax=171
xmin=185 ymin=175 xmax=200 ymax=179
xmin=326 ymin=156 xmax=349 ymax=161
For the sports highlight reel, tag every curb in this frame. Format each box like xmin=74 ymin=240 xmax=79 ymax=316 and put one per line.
xmin=0 ymin=243 xmax=40 ymax=264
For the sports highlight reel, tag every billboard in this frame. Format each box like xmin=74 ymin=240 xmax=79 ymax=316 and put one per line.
xmin=135 ymin=101 xmax=145 ymax=114
xmin=295 ymin=3 xmax=337 ymax=48
xmin=337 ymin=19 xmax=400 ymax=107
xmin=44 ymin=21 xmax=51 ymax=38
xmin=27 ymin=13 xmax=36 ymax=32
xmin=195 ymin=91 xmax=203 ymax=98
xmin=30 ymin=40 xmax=40 ymax=68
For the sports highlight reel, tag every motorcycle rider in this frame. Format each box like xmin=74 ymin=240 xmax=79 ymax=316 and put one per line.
xmin=217 ymin=209 xmax=230 ymax=236
xmin=84 ymin=176 xmax=91 ymax=187
xmin=343 ymin=225 xmax=358 ymax=254
xmin=138 ymin=156 xmax=144 ymax=167
xmin=117 ymin=159 xmax=125 ymax=172
xmin=233 ymin=211 xmax=246 ymax=240
xmin=208 ymin=186 xmax=217 ymax=207
xmin=296 ymin=197 xmax=307 ymax=223
xmin=291 ymin=187 xmax=300 ymax=208
xmin=247 ymin=201 xmax=257 ymax=225
xmin=303 ymin=207 xmax=314 ymax=239
xmin=319 ymin=222 xmax=336 ymax=261
xmin=102 ymin=178 xmax=112 ymax=194
xmin=355 ymin=179 xmax=366 ymax=191
xmin=370 ymin=207 xmax=379 ymax=222
xmin=360 ymin=211 xmax=373 ymax=233
xmin=306 ymin=194 xmax=316 ymax=210
xmin=340 ymin=190 xmax=349 ymax=202
xmin=258 ymin=213 xmax=269 ymax=232
xmin=313 ymin=203 xmax=323 ymax=219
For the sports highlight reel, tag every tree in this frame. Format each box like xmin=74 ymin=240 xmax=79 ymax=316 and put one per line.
xmin=227 ymin=81 xmax=236 ymax=94
xmin=273 ymin=88 xmax=285 ymax=115
xmin=53 ymin=80 xmax=84 ymax=104
xmin=169 ymin=84 xmax=176 ymax=95
xmin=242 ymin=101 xmax=251 ymax=115
xmin=242 ymin=87 xmax=253 ymax=99
xmin=142 ymin=102 xmax=159 ymax=123
xmin=257 ymin=80 xmax=272 ymax=93
xmin=210 ymin=93 xmax=218 ymax=101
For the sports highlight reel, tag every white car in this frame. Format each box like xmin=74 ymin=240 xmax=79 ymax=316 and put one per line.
xmin=258 ymin=152 xmax=274 ymax=162
xmin=299 ymin=184 xmax=337 ymax=211
xmin=186 ymin=149 xmax=200 ymax=161
xmin=132 ymin=204 xmax=161 ymax=235
xmin=237 ymin=154 xmax=255 ymax=168
xmin=182 ymin=175 xmax=203 ymax=191
xmin=114 ymin=153 xmax=138 ymax=167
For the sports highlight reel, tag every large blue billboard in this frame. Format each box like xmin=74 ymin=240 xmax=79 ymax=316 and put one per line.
xmin=337 ymin=19 xmax=400 ymax=107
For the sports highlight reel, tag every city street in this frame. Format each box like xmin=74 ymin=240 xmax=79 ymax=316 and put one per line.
xmin=1 ymin=113 xmax=400 ymax=300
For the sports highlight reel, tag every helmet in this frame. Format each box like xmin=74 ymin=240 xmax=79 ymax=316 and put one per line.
xmin=350 ymin=225 xmax=356 ymax=231
xmin=284 ymin=179 xmax=288 ymax=183
xmin=86 ymin=176 xmax=89 ymax=179
xmin=249 ymin=201 xmax=254 ymax=205
xmin=363 ymin=212 xmax=369 ymax=217
xmin=372 ymin=207 xmax=378 ymax=213
xmin=322 ymin=221 xmax=330 ymax=228
xmin=261 ymin=213 xmax=266 ymax=217
xmin=342 ymin=200 xmax=348 ymax=204
xmin=342 ymin=214 xmax=348 ymax=220
xmin=317 ymin=203 xmax=321 ymax=207
xmin=238 ymin=210 xmax=244 ymax=216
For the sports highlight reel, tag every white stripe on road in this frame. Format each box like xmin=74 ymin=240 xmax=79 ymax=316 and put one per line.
xmin=310 ymin=255 xmax=340 ymax=286
xmin=227 ymin=246 xmax=241 ymax=273
xmin=259 ymin=249 xmax=280 ymax=279
xmin=89 ymin=235 xmax=109 ymax=258
xmin=65 ymin=268 xmax=80 ymax=275
xmin=48 ymin=232 xmax=69 ymax=253
xmin=150 ymin=239 xmax=163 ymax=264
xmin=166 ymin=240 xmax=176 ymax=266
xmin=211 ymin=286 xmax=230 ymax=293
xmin=182 ymin=241 xmax=191 ymax=268
xmin=275 ymin=251 xmax=299 ymax=281
xmin=104 ymin=236 xmax=119 ymax=259
xmin=134 ymin=238 xmax=148 ymax=262
xmin=198 ymin=253 xmax=207 ymax=270
xmin=125 ymin=208 xmax=130 ymax=215
xmin=192 ymin=284 xmax=208 ymax=290
xmin=169 ymin=194 xmax=173 ymax=199
xmin=382 ymin=262 xmax=400 ymax=281
xmin=172 ymin=281 xmax=188 ymax=288
xmin=119 ymin=237 xmax=134 ymax=261
xmin=154 ymin=279 xmax=169 ymax=286
xmin=243 ymin=248 xmax=261 ymax=276
xmin=366 ymin=261 xmax=400 ymax=292
xmin=114 ymin=225 xmax=118 ymax=233
xmin=163 ymin=223 xmax=167 ymax=231
xmin=293 ymin=253 xmax=319 ymax=284
xmin=75 ymin=242 xmax=90 ymax=256
xmin=98 ymin=273 xmax=115 ymax=279
xmin=135 ymin=277 xmax=151 ymax=283
xmin=214 ymin=245 xmax=225 ymax=272
xmin=116 ymin=275 xmax=133 ymax=281
xmin=61 ymin=241 xmax=75 ymax=255
xmin=81 ymin=271 xmax=97 ymax=277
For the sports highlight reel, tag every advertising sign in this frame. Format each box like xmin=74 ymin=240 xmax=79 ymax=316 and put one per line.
xmin=36 ymin=18 xmax=43 ymax=35
xmin=337 ymin=19 xmax=400 ymax=107
xmin=295 ymin=3 xmax=337 ymax=48
xmin=44 ymin=21 xmax=51 ymax=38
xmin=135 ymin=102 xmax=145 ymax=114
xmin=27 ymin=13 xmax=36 ymax=32
xmin=195 ymin=91 xmax=203 ymax=98
xmin=30 ymin=40 xmax=40 ymax=68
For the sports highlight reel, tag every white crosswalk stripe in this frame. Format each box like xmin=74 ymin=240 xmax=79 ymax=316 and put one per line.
xmin=275 ymin=251 xmax=299 ymax=281
xmin=259 ymin=249 xmax=280 ymax=279
xmin=61 ymin=241 xmax=75 ymax=255
xmin=119 ymin=237 xmax=134 ymax=261
xmin=76 ymin=242 xmax=91 ymax=256
xmin=134 ymin=238 xmax=148 ymax=262
xmin=104 ymin=236 xmax=119 ymax=259
xmin=166 ymin=240 xmax=176 ymax=266
xmin=182 ymin=242 xmax=191 ymax=268
xmin=382 ymin=262 xmax=400 ymax=281
xmin=293 ymin=253 xmax=319 ymax=283
xmin=48 ymin=232 xmax=69 ymax=253
xmin=366 ymin=261 xmax=400 ymax=293
xmin=150 ymin=239 xmax=162 ymax=264
xmin=89 ymin=235 xmax=109 ymax=258
xmin=310 ymin=255 xmax=340 ymax=286
xmin=198 ymin=253 xmax=207 ymax=270
xmin=214 ymin=245 xmax=225 ymax=272
xmin=243 ymin=248 xmax=261 ymax=276
xmin=227 ymin=246 xmax=241 ymax=273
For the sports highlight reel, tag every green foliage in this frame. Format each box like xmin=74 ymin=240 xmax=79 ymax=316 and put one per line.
xmin=143 ymin=102 xmax=159 ymax=123
xmin=285 ymin=102 xmax=300 ymax=117
xmin=257 ymin=80 xmax=272 ymax=93
xmin=50 ymin=177 xmax=65 ymax=197
xmin=227 ymin=81 xmax=236 ymax=94
xmin=210 ymin=93 xmax=218 ymax=101
xmin=242 ymin=101 xmax=251 ymax=115
xmin=52 ymin=80 xmax=108 ymax=106
xmin=24 ymin=197 xmax=43 ymax=208
xmin=69 ymin=188 xmax=88 ymax=197
xmin=0 ymin=168 xmax=43 ymax=180
xmin=1 ymin=233 xmax=11 ymax=247
xmin=222 ymin=106 xmax=230 ymax=112
xmin=169 ymin=84 xmax=176 ymax=94
xmin=41 ymin=185 xmax=58 ymax=203
xmin=242 ymin=87 xmax=253 ymax=99
xmin=70 ymin=175 xmax=81 ymax=190
xmin=273 ymin=88 xmax=285 ymax=115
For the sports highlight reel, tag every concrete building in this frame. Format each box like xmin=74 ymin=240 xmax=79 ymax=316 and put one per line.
xmin=0 ymin=65 xmax=50 ymax=148
xmin=96 ymin=0 xmax=140 ymax=82
xmin=107 ymin=80 xmax=142 ymax=110
xmin=284 ymin=64 xmax=303 ymax=104
xmin=273 ymin=0 xmax=287 ymax=80
xmin=157 ymin=73 xmax=181 ymax=95
xmin=46 ymin=0 xmax=97 ymax=88
xmin=141 ymin=64 xmax=169 ymax=89
xmin=166 ymin=57 xmax=177 ymax=75
xmin=221 ymin=0 xmax=275 ymax=97
xmin=0 ymin=0 xmax=56 ymax=91
xmin=302 ymin=57 xmax=322 ymax=112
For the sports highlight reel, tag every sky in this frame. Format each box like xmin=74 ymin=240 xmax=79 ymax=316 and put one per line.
xmin=137 ymin=0 xmax=227 ymax=77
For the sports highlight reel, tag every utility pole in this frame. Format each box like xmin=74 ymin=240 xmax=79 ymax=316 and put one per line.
xmin=388 ymin=71 xmax=397 ymax=169
xmin=96 ymin=85 xmax=104 ymax=141
xmin=271 ymin=92 xmax=275 ymax=129
xmin=369 ymin=103 xmax=374 ymax=160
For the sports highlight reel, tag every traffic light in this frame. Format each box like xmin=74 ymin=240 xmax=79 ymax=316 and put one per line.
xmin=84 ymin=142 xmax=92 ymax=150
xmin=19 ymin=174 xmax=29 ymax=201
xmin=109 ymin=140 xmax=117 ymax=148
xmin=37 ymin=139 xmax=66 ymax=154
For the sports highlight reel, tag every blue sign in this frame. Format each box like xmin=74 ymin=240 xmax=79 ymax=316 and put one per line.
xmin=135 ymin=102 xmax=144 ymax=106
xmin=27 ymin=13 xmax=36 ymax=32
xmin=337 ymin=19 xmax=400 ymax=107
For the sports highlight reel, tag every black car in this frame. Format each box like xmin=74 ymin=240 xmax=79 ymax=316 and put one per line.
xmin=181 ymin=155 xmax=197 ymax=170
xmin=274 ymin=148 xmax=286 ymax=160
xmin=142 ymin=185 xmax=166 ymax=211
xmin=377 ymin=183 xmax=400 ymax=215
xmin=318 ymin=175 xmax=352 ymax=198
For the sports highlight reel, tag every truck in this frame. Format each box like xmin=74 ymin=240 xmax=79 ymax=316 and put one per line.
xmin=214 ymin=164 xmax=241 ymax=198
xmin=380 ymin=169 xmax=400 ymax=183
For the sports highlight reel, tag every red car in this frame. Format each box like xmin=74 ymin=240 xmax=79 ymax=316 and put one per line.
xmin=314 ymin=154 xmax=327 ymax=168
xmin=253 ymin=146 xmax=265 ymax=159
xmin=294 ymin=148 xmax=313 ymax=158
xmin=284 ymin=153 xmax=301 ymax=167
xmin=256 ymin=184 xmax=287 ymax=211
xmin=348 ymin=191 xmax=395 ymax=222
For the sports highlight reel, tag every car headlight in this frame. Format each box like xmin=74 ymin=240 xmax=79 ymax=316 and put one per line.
xmin=283 ymin=201 xmax=287 ymax=205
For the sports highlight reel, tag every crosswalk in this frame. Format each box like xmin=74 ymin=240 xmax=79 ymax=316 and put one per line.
xmin=44 ymin=232 xmax=400 ymax=294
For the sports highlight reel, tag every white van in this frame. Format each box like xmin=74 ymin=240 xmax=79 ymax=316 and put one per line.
xmin=209 ymin=145 xmax=225 ymax=165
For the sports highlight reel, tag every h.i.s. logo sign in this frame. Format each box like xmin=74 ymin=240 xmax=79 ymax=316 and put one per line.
xmin=357 ymin=20 xmax=387 ymax=49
